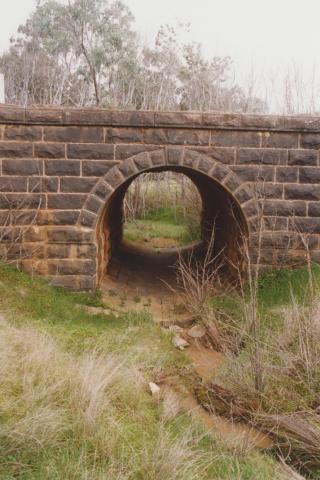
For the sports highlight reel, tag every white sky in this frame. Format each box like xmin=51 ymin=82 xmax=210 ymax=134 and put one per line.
xmin=0 ymin=0 xmax=320 ymax=110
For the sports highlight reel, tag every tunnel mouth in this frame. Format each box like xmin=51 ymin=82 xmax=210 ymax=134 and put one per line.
xmin=97 ymin=165 xmax=248 ymax=297
xmin=122 ymin=171 xmax=202 ymax=252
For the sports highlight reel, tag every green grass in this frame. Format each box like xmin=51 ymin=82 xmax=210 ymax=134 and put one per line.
xmin=0 ymin=263 xmax=282 ymax=480
xmin=124 ymin=206 xmax=201 ymax=247
xmin=212 ymin=264 xmax=320 ymax=320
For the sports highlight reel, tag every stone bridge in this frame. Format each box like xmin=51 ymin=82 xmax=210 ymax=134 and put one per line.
xmin=1 ymin=105 xmax=320 ymax=290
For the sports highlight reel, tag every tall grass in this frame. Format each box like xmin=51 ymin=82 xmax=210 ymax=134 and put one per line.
xmin=200 ymin=265 xmax=320 ymax=477
xmin=0 ymin=263 xmax=282 ymax=479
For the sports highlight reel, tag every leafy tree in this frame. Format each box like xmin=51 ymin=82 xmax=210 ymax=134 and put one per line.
xmin=1 ymin=0 xmax=138 ymax=106
xmin=0 ymin=0 xmax=267 ymax=112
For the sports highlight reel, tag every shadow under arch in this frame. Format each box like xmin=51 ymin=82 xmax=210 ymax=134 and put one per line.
xmin=79 ymin=148 xmax=255 ymax=288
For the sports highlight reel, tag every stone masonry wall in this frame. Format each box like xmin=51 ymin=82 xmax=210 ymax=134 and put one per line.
xmin=1 ymin=105 xmax=320 ymax=290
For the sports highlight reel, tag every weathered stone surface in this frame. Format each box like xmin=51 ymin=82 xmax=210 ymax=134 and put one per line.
xmin=308 ymin=202 xmax=320 ymax=217
xmin=111 ymin=111 xmax=155 ymax=126
xmin=4 ymin=126 xmax=42 ymax=141
xmin=47 ymin=244 xmax=71 ymax=258
xmin=2 ymin=159 xmax=43 ymax=176
xmin=263 ymin=216 xmax=288 ymax=231
xmin=211 ymin=131 xmax=260 ymax=147
xmin=25 ymin=108 xmax=64 ymax=124
xmin=242 ymin=199 xmax=259 ymax=217
xmin=79 ymin=210 xmax=97 ymax=228
xmin=263 ymin=200 xmax=307 ymax=217
xmin=45 ymin=160 xmax=80 ymax=176
xmin=299 ymin=167 xmax=320 ymax=184
xmin=231 ymin=165 xmax=274 ymax=182
xmin=94 ymin=181 xmax=113 ymax=200
xmin=145 ymin=128 xmax=210 ymax=146
xmin=133 ymin=152 xmax=152 ymax=170
xmin=118 ymin=159 xmax=137 ymax=178
xmin=285 ymin=184 xmax=320 ymax=201
xmin=38 ymin=210 xmax=80 ymax=225
xmin=23 ymin=226 xmax=46 ymax=242
xmin=105 ymin=167 xmax=124 ymax=188
xmin=47 ymin=194 xmax=86 ymax=210
xmin=67 ymin=143 xmax=114 ymax=159
xmin=60 ymin=177 xmax=97 ymax=193
xmin=210 ymin=163 xmax=229 ymax=182
xmin=234 ymin=185 xmax=252 ymax=204
xmin=47 ymin=227 xmax=93 ymax=243
xmin=0 ymin=142 xmax=33 ymax=158
xmin=44 ymin=126 xmax=103 ymax=143
xmin=289 ymin=149 xmax=318 ymax=165
xmin=48 ymin=259 xmax=96 ymax=276
xmin=0 ymin=106 xmax=320 ymax=291
xmin=0 ymin=177 xmax=28 ymax=192
xmin=149 ymin=149 xmax=165 ymax=166
xmin=29 ymin=177 xmax=59 ymax=193
xmin=276 ymin=167 xmax=298 ymax=183
xmin=191 ymin=147 xmax=235 ymax=164
xmin=155 ymin=112 xmax=202 ymax=127
xmin=115 ymin=144 xmax=159 ymax=160
xmin=300 ymin=134 xmax=320 ymax=149
xmin=262 ymin=132 xmax=298 ymax=148
xmin=49 ymin=275 xmax=95 ymax=291
xmin=238 ymin=148 xmax=287 ymax=165
xmin=0 ymin=193 xmax=45 ymax=210
xmin=167 ymin=148 xmax=184 ymax=166
xmin=256 ymin=183 xmax=283 ymax=199
xmin=82 ymin=160 xmax=118 ymax=177
xmin=85 ymin=195 xmax=104 ymax=214
xmin=0 ymin=209 xmax=38 ymax=225
xmin=0 ymin=106 xmax=24 ymax=123
xmin=105 ymin=127 xmax=144 ymax=144
xmin=184 ymin=149 xmax=201 ymax=168
xmin=289 ymin=217 xmax=320 ymax=234
xmin=35 ymin=143 xmax=66 ymax=158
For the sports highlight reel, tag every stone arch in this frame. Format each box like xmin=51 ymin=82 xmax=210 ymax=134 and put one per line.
xmin=78 ymin=147 xmax=256 ymax=287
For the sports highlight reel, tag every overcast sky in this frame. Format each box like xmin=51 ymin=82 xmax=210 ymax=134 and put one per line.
xmin=1 ymin=0 xmax=320 ymax=109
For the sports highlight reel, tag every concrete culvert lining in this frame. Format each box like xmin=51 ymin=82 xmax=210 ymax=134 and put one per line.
xmin=96 ymin=165 xmax=249 ymax=294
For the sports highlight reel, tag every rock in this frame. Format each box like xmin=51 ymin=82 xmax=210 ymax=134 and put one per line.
xmin=173 ymin=335 xmax=190 ymax=350
xmin=187 ymin=324 xmax=206 ymax=339
xmin=169 ymin=325 xmax=183 ymax=333
xmin=149 ymin=382 xmax=161 ymax=396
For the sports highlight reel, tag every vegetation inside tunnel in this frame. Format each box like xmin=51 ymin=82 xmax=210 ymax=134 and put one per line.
xmin=122 ymin=171 xmax=202 ymax=250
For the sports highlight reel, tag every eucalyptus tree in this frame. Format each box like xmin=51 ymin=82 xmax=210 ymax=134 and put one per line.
xmin=1 ymin=0 xmax=139 ymax=106
xmin=0 ymin=0 xmax=266 ymax=112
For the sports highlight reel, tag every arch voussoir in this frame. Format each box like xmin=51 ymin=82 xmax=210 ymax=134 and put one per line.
xmin=166 ymin=146 xmax=185 ymax=166
xmin=133 ymin=152 xmax=153 ymax=171
xmin=118 ymin=157 xmax=138 ymax=178
xmin=183 ymin=149 xmax=201 ymax=169
xmin=79 ymin=209 xmax=98 ymax=229
xmin=149 ymin=148 xmax=166 ymax=167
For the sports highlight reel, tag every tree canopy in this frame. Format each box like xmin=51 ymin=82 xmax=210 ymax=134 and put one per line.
xmin=0 ymin=0 xmax=266 ymax=112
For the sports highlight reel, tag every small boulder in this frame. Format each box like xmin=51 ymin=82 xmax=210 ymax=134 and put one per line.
xmin=173 ymin=335 xmax=190 ymax=350
xmin=187 ymin=324 xmax=206 ymax=339
xmin=149 ymin=382 xmax=161 ymax=396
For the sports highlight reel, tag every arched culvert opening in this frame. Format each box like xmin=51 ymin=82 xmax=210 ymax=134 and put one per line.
xmin=123 ymin=171 xmax=202 ymax=250
xmin=96 ymin=164 xmax=249 ymax=297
